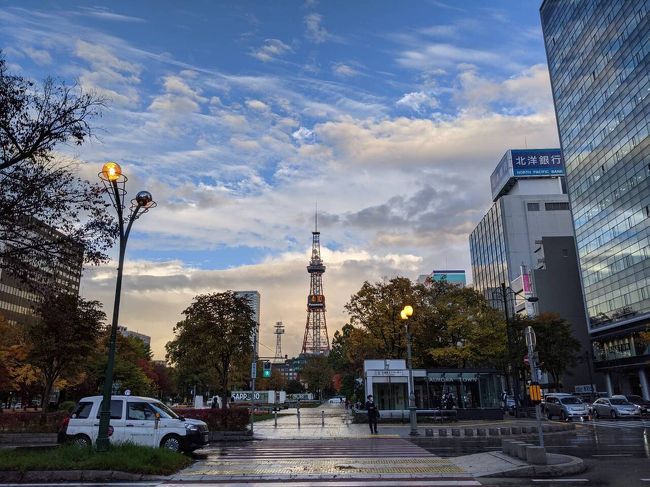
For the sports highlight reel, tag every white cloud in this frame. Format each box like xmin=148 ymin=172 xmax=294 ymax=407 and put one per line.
xmin=397 ymin=43 xmax=511 ymax=70
xmin=332 ymin=63 xmax=358 ymax=77
xmin=245 ymin=99 xmax=270 ymax=111
xmin=304 ymin=13 xmax=330 ymax=43
xmin=292 ymin=126 xmax=314 ymax=142
xmin=396 ymin=91 xmax=439 ymax=112
xmin=22 ymin=46 xmax=52 ymax=64
xmin=251 ymin=39 xmax=292 ymax=62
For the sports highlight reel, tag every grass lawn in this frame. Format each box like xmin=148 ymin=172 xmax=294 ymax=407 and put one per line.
xmin=0 ymin=444 xmax=193 ymax=475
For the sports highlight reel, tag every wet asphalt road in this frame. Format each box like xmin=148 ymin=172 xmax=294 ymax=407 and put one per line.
xmin=420 ymin=419 xmax=650 ymax=487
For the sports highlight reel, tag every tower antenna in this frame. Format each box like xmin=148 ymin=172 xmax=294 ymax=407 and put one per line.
xmin=274 ymin=321 xmax=285 ymax=362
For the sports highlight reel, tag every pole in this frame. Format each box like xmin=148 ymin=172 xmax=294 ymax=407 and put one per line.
xmin=501 ymin=283 xmax=520 ymax=417
xmin=97 ymin=181 xmax=126 ymax=452
xmin=250 ymin=333 xmax=257 ymax=435
xmin=525 ymin=326 xmax=544 ymax=448
xmin=406 ymin=322 xmax=418 ymax=436
xmin=585 ymin=350 xmax=595 ymax=403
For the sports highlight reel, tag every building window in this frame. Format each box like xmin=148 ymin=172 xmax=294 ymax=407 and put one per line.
xmin=545 ymin=202 xmax=570 ymax=211
xmin=527 ymin=202 xmax=540 ymax=211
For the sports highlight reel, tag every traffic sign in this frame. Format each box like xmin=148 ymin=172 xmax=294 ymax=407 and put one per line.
xmin=251 ymin=362 xmax=257 ymax=379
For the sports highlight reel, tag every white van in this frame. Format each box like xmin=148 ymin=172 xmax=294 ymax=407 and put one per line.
xmin=59 ymin=395 xmax=208 ymax=452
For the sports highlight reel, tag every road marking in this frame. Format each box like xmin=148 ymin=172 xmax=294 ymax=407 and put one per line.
xmin=532 ymin=480 xmax=588 ymax=483
xmin=163 ymin=482 xmax=482 ymax=486
xmin=591 ymin=453 xmax=632 ymax=457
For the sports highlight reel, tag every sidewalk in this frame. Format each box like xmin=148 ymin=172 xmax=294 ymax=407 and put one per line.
xmin=250 ymin=404 xmax=574 ymax=440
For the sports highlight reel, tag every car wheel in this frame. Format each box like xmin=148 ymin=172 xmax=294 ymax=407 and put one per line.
xmin=560 ymin=411 xmax=568 ymax=421
xmin=547 ymin=411 xmax=553 ymax=420
xmin=611 ymin=410 xmax=617 ymax=419
xmin=71 ymin=434 xmax=91 ymax=448
xmin=160 ymin=434 xmax=183 ymax=452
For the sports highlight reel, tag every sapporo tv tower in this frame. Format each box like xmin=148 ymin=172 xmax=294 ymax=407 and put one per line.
xmin=301 ymin=212 xmax=330 ymax=355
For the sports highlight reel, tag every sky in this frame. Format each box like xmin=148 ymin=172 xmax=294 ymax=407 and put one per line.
xmin=0 ymin=0 xmax=560 ymax=359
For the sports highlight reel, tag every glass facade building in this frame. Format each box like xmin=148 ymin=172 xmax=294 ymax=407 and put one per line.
xmin=541 ymin=0 xmax=650 ymax=398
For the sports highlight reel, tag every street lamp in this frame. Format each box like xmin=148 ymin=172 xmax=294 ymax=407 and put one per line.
xmin=96 ymin=162 xmax=156 ymax=452
xmin=400 ymin=305 xmax=418 ymax=436
xmin=492 ymin=282 xmax=538 ymax=418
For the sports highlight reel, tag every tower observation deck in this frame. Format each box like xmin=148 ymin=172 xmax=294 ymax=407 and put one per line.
xmin=301 ymin=214 xmax=330 ymax=355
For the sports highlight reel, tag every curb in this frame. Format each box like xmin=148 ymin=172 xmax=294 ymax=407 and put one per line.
xmin=487 ymin=453 xmax=586 ymax=478
xmin=411 ymin=422 xmax=575 ymax=440
xmin=0 ymin=470 xmax=167 ymax=482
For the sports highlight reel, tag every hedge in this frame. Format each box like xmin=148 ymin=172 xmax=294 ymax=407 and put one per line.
xmin=0 ymin=411 xmax=67 ymax=433
xmin=173 ymin=408 xmax=249 ymax=431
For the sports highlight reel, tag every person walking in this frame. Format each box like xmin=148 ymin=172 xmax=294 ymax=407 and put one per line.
xmin=365 ymin=394 xmax=379 ymax=434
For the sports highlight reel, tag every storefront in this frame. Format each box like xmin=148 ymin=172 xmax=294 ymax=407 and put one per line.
xmin=364 ymin=360 xmax=504 ymax=419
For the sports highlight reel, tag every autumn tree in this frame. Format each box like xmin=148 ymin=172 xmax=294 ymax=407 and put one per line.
xmin=0 ymin=52 xmax=115 ymax=289
xmin=301 ymin=355 xmax=334 ymax=399
xmin=27 ymin=293 xmax=105 ymax=416
xmin=166 ymin=292 xmax=256 ymax=409
xmin=0 ymin=315 xmax=39 ymax=408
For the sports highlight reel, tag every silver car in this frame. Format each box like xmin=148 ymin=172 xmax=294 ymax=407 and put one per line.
xmin=544 ymin=394 xmax=589 ymax=421
xmin=591 ymin=397 xmax=641 ymax=419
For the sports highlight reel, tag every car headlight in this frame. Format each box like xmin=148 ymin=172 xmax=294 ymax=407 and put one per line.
xmin=185 ymin=424 xmax=199 ymax=431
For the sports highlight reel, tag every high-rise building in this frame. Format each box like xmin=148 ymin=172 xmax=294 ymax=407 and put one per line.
xmin=417 ymin=270 xmax=466 ymax=287
xmin=0 ymin=219 xmax=83 ymax=326
xmin=541 ymin=0 xmax=649 ymax=399
xmin=470 ymin=148 xmax=573 ymax=299
xmin=234 ymin=290 xmax=261 ymax=357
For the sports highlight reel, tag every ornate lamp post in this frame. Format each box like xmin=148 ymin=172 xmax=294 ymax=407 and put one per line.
xmin=96 ymin=162 xmax=156 ymax=452
xmin=400 ymin=305 xmax=418 ymax=436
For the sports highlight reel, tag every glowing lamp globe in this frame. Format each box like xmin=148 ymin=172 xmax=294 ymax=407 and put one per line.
xmin=403 ymin=305 xmax=413 ymax=317
xmin=102 ymin=162 xmax=122 ymax=181
xmin=135 ymin=190 xmax=153 ymax=206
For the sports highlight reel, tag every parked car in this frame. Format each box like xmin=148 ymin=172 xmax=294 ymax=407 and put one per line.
xmin=611 ymin=395 xmax=650 ymax=415
xmin=543 ymin=394 xmax=589 ymax=421
xmin=327 ymin=396 xmax=345 ymax=404
xmin=59 ymin=395 xmax=209 ymax=452
xmin=591 ymin=397 xmax=641 ymax=419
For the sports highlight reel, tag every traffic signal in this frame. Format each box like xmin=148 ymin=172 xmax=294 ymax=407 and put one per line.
xmin=263 ymin=361 xmax=272 ymax=378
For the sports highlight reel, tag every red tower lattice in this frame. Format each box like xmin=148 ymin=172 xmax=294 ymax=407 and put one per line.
xmin=301 ymin=216 xmax=330 ymax=355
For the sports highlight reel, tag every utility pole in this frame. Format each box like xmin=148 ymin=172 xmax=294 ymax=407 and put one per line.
xmin=501 ymin=282 xmax=521 ymax=416
xmin=250 ymin=332 xmax=257 ymax=435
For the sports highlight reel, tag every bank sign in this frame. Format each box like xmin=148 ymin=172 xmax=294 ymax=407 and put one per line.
xmin=490 ymin=149 xmax=564 ymax=200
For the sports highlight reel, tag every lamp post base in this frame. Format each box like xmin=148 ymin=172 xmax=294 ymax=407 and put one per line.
xmin=96 ymin=437 xmax=110 ymax=452
xmin=409 ymin=407 xmax=419 ymax=436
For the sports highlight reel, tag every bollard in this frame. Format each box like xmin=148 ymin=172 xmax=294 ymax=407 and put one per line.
xmin=297 ymin=409 xmax=301 ymax=428
xmin=501 ymin=439 xmax=513 ymax=454
xmin=425 ymin=428 xmax=434 ymax=437
xmin=274 ymin=410 xmax=278 ymax=427
xmin=516 ymin=442 xmax=530 ymax=460
xmin=506 ymin=440 xmax=523 ymax=456
xmin=322 ymin=410 xmax=325 ymax=427
xmin=525 ymin=445 xmax=547 ymax=465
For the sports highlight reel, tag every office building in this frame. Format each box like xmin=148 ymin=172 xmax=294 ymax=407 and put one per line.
xmin=541 ymin=1 xmax=649 ymax=398
xmin=417 ymin=270 xmax=466 ymax=287
xmin=0 ymin=219 xmax=83 ymax=326
xmin=235 ymin=290 xmax=261 ymax=357
xmin=117 ymin=325 xmax=151 ymax=348
xmin=470 ymin=148 xmax=573 ymax=300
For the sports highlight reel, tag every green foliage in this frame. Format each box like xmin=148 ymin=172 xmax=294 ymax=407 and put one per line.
xmin=512 ymin=313 xmax=582 ymax=389
xmin=300 ymin=356 xmax=334 ymax=396
xmin=285 ymin=380 xmax=305 ymax=394
xmin=28 ymin=293 xmax=105 ymax=418
xmin=0 ymin=443 xmax=192 ymax=475
xmin=166 ymin=292 xmax=257 ymax=408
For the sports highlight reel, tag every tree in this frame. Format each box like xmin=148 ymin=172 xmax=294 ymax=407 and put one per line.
xmin=301 ymin=356 xmax=334 ymax=399
xmin=0 ymin=315 xmax=39 ymax=407
xmin=514 ymin=313 xmax=581 ymax=390
xmin=26 ymin=293 xmax=105 ymax=416
xmin=166 ymin=292 xmax=256 ymax=409
xmin=0 ymin=52 xmax=115 ymax=288
xmin=285 ymin=380 xmax=305 ymax=394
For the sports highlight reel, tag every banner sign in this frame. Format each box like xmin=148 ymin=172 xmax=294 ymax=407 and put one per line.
xmin=490 ymin=148 xmax=564 ymax=200
xmin=511 ymin=149 xmax=564 ymax=177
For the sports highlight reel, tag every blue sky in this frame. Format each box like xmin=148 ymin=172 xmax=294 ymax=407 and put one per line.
xmin=0 ymin=0 xmax=559 ymax=357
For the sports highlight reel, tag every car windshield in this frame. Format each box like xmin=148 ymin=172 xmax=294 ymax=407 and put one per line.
xmin=610 ymin=398 xmax=629 ymax=405
xmin=149 ymin=401 xmax=181 ymax=419
xmin=560 ymin=397 xmax=582 ymax=404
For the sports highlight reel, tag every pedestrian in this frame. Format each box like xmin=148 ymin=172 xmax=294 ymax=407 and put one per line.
xmin=365 ymin=394 xmax=379 ymax=434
